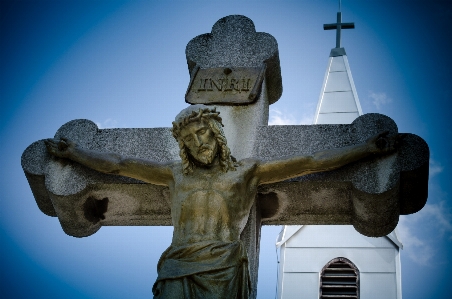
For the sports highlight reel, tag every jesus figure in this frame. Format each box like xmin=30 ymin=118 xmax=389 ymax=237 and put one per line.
xmin=45 ymin=105 xmax=397 ymax=299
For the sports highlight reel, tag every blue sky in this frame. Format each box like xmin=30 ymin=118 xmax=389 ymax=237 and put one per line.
xmin=1 ymin=0 xmax=451 ymax=298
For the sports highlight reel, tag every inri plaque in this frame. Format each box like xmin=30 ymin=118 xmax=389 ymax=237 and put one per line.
xmin=185 ymin=66 xmax=265 ymax=105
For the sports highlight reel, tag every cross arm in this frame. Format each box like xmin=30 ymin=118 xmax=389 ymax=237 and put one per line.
xmin=21 ymin=119 xmax=179 ymax=237
xmin=21 ymin=114 xmax=428 ymax=239
xmin=44 ymin=138 xmax=173 ymax=186
xmin=253 ymin=114 xmax=429 ymax=237
xmin=323 ymin=23 xmax=355 ymax=30
xmin=255 ymin=131 xmax=395 ymax=184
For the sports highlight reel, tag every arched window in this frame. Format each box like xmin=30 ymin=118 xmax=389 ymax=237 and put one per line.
xmin=319 ymin=257 xmax=359 ymax=299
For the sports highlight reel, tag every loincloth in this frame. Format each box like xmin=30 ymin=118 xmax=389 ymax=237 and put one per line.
xmin=152 ymin=240 xmax=250 ymax=299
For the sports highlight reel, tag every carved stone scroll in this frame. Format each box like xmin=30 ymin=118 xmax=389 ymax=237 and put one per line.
xmin=185 ymin=66 xmax=265 ymax=104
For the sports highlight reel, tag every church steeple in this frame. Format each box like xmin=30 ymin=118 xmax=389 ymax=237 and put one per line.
xmin=314 ymin=9 xmax=362 ymax=124
xmin=277 ymin=6 xmax=403 ymax=299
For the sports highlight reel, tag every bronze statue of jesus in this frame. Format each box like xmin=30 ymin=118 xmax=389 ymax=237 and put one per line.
xmin=45 ymin=105 xmax=397 ymax=299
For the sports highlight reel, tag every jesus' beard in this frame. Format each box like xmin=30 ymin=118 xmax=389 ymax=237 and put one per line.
xmin=191 ymin=144 xmax=218 ymax=166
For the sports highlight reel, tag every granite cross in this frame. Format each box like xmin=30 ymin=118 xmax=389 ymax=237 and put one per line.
xmin=22 ymin=15 xmax=429 ymax=299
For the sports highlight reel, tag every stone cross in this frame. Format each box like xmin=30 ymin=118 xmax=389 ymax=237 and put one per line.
xmin=324 ymin=11 xmax=355 ymax=48
xmin=21 ymin=15 xmax=429 ymax=299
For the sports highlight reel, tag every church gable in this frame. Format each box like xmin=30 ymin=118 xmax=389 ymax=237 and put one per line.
xmin=285 ymin=225 xmax=397 ymax=249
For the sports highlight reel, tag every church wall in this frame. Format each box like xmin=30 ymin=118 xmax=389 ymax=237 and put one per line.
xmin=280 ymin=272 xmax=319 ymax=299
xmin=277 ymin=226 xmax=401 ymax=299
xmin=283 ymin=247 xmax=397 ymax=273
xmin=278 ymin=273 xmax=400 ymax=299
xmin=361 ymin=273 xmax=398 ymax=298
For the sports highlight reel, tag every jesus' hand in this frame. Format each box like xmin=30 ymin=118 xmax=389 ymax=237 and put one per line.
xmin=366 ymin=131 xmax=401 ymax=155
xmin=44 ymin=138 xmax=75 ymax=159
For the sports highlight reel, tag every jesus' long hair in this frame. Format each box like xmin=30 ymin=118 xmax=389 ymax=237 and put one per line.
xmin=171 ymin=107 xmax=238 ymax=175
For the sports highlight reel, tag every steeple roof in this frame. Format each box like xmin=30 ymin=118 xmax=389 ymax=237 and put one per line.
xmin=314 ymin=11 xmax=362 ymax=124
xmin=277 ymin=10 xmax=402 ymax=249
xmin=314 ymin=50 xmax=362 ymax=124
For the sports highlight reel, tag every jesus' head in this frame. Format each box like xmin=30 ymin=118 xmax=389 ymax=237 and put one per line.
xmin=171 ymin=105 xmax=237 ymax=175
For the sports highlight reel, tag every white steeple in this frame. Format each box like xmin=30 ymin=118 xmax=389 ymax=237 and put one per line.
xmin=314 ymin=11 xmax=362 ymax=125
xmin=277 ymin=9 xmax=402 ymax=299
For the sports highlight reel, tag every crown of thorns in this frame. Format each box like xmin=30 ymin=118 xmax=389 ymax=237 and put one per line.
xmin=171 ymin=107 xmax=223 ymax=140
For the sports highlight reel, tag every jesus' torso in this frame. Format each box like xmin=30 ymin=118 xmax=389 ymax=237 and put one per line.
xmin=168 ymin=160 xmax=259 ymax=246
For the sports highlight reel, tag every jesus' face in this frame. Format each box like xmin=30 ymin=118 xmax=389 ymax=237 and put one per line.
xmin=179 ymin=120 xmax=218 ymax=166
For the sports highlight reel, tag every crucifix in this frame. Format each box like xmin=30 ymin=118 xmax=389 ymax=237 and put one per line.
xmin=22 ymin=15 xmax=429 ymax=299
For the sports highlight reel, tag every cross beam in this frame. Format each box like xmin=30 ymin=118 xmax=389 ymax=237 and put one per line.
xmin=324 ymin=11 xmax=355 ymax=48
xmin=22 ymin=113 xmax=428 ymax=239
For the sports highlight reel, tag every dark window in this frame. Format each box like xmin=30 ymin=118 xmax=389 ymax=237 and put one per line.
xmin=319 ymin=257 xmax=359 ymax=299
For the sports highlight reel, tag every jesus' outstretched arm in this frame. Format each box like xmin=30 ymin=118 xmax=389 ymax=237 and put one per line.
xmin=44 ymin=138 xmax=173 ymax=186
xmin=255 ymin=131 xmax=399 ymax=185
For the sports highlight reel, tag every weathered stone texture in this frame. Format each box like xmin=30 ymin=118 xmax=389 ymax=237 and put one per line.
xmin=186 ymin=15 xmax=282 ymax=104
xmin=22 ymin=113 xmax=428 ymax=238
xmin=257 ymin=113 xmax=429 ymax=236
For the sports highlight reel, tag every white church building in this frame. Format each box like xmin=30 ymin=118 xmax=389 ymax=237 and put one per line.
xmin=276 ymin=225 xmax=402 ymax=299
xmin=275 ymin=11 xmax=403 ymax=299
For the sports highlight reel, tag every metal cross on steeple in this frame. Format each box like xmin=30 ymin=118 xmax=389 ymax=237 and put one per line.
xmin=324 ymin=10 xmax=355 ymax=48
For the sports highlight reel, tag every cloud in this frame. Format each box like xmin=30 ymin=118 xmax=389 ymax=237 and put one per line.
xmin=96 ymin=118 xmax=119 ymax=129
xmin=398 ymin=218 xmax=435 ymax=265
xmin=268 ymin=109 xmax=312 ymax=125
xmin=368 ymin=91 xmax=392 ymax=110
xmin=422 ymin=202 xmax=452 ymax=234
xmin=398 ymin=201 xmax=452 ymax=265
xmin=429 ymin=159 xmax=444 ymax=177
